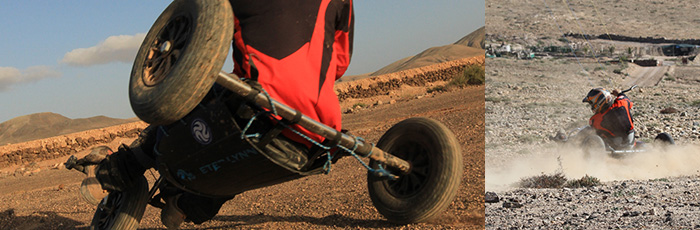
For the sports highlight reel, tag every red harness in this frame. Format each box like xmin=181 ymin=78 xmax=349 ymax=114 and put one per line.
xmin=589 ymin=95 xmax=634 ymax=138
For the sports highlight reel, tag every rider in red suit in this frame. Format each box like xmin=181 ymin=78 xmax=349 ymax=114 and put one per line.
xmin=582 ymin=88 xmax=635 ymax=149
xmin=230 ymin=0 xmax=353 ymax=146
xmin=86 ymin=1 xmax=354 ymax=229
xmin=160 ymin=0 xmax=355 ymax=228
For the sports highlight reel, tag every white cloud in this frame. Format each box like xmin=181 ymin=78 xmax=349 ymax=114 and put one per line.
xmin=61 ymin=33 xmax=146 ymax=67
xmin=0 ymin=66 xmax=61 ymax=91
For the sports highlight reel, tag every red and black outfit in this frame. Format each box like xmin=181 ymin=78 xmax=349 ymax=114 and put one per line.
xmin=173 ymin=0 xmax=355 ymax=224
xmin=589 ymin=94 xmax=635 ymax=148
xmin=230 ymin=0 xmax=354 ymax=146
xmin=89 ymin=1 xmax=355 ymax=227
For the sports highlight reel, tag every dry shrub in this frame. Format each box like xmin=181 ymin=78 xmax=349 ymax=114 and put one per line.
xmin=518 ymin=172 xmax=567 ymax=188
xmin=452 ymin=64 xmax=484 ymax=86
xmin=519 ymin=173 xmax=602 ymax=189
xmin=565 ymin=175 xmax=601 ymax=188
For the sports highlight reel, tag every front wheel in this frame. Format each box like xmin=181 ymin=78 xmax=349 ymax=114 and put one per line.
xmin=367 ymin=117 xmax=463 ymax=224
xmin=129 ymin=0 xmax=234 ymax=125
xmin=90 ymin=176 xmax=149 ymax=230
xmin=582 ymin=135 xmax=606 ymax=159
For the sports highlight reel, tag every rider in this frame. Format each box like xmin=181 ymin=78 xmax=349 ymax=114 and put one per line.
xmin=581 ymin=87 xmax=635 ymax=149
xmin=163 ymin=1 xmax=354 ymax=228
xmin=87 ymin=0 xmax=354 ymax=229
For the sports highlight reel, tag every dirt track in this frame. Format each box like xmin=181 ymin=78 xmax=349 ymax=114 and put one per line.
xmin=0 ymin=63 xmax=484 ymax=229
xmin=624 ymin=65 xmax=668 ymax=87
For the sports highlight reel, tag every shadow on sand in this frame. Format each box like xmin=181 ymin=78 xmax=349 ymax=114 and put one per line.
xmin=140 ymin=212 xmax=484 ymax=230
xmin=0 ymin=209 xmax=87 ymax=230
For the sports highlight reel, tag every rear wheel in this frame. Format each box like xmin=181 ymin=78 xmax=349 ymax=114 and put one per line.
xmin=90 ymin=176 xmax=149 ymax=230
xmin=129 ymin=0 xmax=233 ymax=125
xmin=654 ymin=132 xmax=675 ymax=145
xmin=367 ymin=117 xmax=463 ymax=224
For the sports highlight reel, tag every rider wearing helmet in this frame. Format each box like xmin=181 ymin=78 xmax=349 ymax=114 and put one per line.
xmin=582 ymin=87 xmax=635 ymax=149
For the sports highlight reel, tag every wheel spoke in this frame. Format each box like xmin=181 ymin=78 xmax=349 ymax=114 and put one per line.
xmin=151 ymin=60 xmax=162 ymax=75
xmin=147 ymin=47 xmax=158 ymax=59
xmin=174 ymin=33 xmax=187 ymax=48
xmin=398 ymin=179 xmax=410 ymax=195
xmin=167 ymin=23 xmax=176 ymax=41
xmin=153 ymin=65 xmax=165 ymax=79
xmin=171 ymin=18 xmax=189 ymax=48
xmin=175 ymin=19 xmax=187 ymax=38
xmin=407 ymin=174 xmax=418 ymax=189
xmin=162 ymin=56 xmax=173 ymax=75
xmin=406 ymin=149 xmax=417 ymax=162
xmin=170 ymin=50 xmax=180 ymax=63
xmin=413 ymin=154 xmax=429 ymax=167
xmin=381 ymin=139 xmax=432 ymax=197
xmin=152 ymin=55 xmax=164 ymax=68
xmin=412 ymin=166 xmax=428 ymax=178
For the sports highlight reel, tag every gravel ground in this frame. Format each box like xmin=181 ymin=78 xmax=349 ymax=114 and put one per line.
xmin=485 ymin=57 xmax=700 ymax=229
xmin=487 ymin=176 xmax=700 ymax=229
xmin=486 ymin=0 xmax=700 ymax=225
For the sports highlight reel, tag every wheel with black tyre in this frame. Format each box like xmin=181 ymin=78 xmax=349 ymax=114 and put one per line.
xmin=90 ymin=176 xmax=149 ymax=230
xmin=80 ymin=146 xmax=114 ymax=205
xmin=581 ymin=135 xmax=605 ymax=159
xmin=80 ymin=176 xmax=108 ymax=206
xmin=654 ymin=132 xmax=675 ymax=145
xmin=582 ymin=135 xmax=606 ymax=158
xmin=130 ymin=0 xmax=234 ymax=125
xmin=367 ymin=117 xmax=463 ymax=224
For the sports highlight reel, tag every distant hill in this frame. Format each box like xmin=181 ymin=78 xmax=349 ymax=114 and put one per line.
xmin=370 ymin=26 xmax=485 ymax=76
xmin=0 ymin=112 xmax=138 ymax=145
xmin=455 ymin=26 xmax=485 ymax=49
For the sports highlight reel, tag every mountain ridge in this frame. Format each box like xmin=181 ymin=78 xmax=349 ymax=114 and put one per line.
xmin=0 ymin=112 xmax=138 ymax=145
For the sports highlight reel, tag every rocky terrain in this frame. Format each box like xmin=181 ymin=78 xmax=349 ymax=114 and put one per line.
xmin=486 ymin=56 xmax=700 ymax=229
xmin=487 ymin=176 xmax=700 ymax=229
xmin=486 ymin=0 xmax=700 ymax=228
xmin=0 ymin=57 xmax=484 ymax=229
xmin=486 ymin=0 xmax=700 ymax=44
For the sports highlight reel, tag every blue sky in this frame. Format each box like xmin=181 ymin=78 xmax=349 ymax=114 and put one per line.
xmin=0 ymin=0 xmax=484 ymax=123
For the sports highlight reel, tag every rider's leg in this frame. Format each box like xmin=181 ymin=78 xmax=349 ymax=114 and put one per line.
xmin=161 ymin=192 xmax=233 ymax=229
xmin=180 ymin=193 xmax=232 ymax=224
xmin=607 ymin=130 xmax=636 ymax=150
xmin=263 ymin=134 xmax=310 ymax=171
xmin=623 ymin=130 xmax=636 ymax=148
xmin=161 ymin=135 xmax=310 ymax=228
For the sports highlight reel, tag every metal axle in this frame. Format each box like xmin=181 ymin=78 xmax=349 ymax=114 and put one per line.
xmin=215 ymin=71 xmax=411 ymax=174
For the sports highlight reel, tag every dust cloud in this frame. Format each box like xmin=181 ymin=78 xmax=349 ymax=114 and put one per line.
xmin=486 ymin=144 xmax=700 ymax=191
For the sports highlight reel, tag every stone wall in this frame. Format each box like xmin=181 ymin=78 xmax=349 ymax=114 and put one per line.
xmin=0 ymin=122 xmax=147 ymax=168
xmin=335 ymin=56 xmax=485 ymax=100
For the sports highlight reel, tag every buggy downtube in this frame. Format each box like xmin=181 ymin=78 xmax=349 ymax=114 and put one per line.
xmin=216 ymin=71 xmax=411 ymax=173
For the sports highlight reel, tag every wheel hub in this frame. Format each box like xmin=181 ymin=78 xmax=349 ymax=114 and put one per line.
xmin=142 ymin=15 xmax=191 ymax=87
xmin=383 ymin=141 xmax=431 ymax=198
xmin=159 ymin=41 xmax=172 ymax=53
